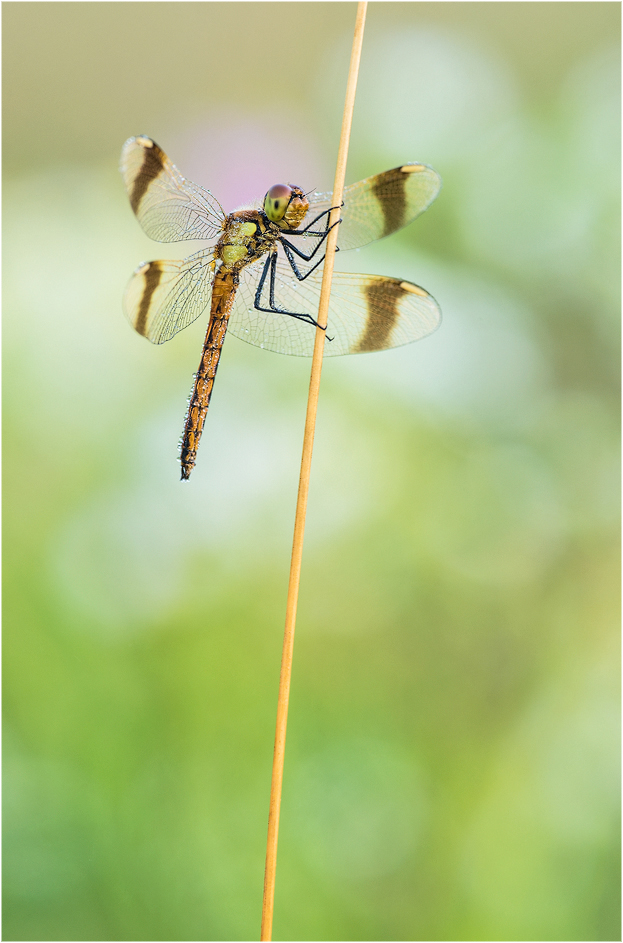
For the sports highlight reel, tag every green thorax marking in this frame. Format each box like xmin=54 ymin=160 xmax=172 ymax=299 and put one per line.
xmin=218 ymin=210 xmax=279 ymax=268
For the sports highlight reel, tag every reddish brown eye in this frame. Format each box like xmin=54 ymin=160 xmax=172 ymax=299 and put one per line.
xmin=264 ymin=184 xmax=292 ymax=222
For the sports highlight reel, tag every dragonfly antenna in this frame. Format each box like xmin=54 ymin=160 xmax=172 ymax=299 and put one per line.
xmin=260 ymin=3 xmax=368 ymax=940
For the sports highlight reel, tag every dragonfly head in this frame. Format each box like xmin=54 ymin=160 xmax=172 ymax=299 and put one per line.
xmin=264 ymin=184 xmax=309 ymax=229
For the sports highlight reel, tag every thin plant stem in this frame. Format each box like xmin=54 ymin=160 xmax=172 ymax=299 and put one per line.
xmin=259 ymin=4 xmax=368 ymax=939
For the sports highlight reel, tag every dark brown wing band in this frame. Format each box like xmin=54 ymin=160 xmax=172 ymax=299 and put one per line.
xmin=129 ymin=136 xmax=167 ymax=214
xmin=355 ymin=278 xmax=405 ymax=352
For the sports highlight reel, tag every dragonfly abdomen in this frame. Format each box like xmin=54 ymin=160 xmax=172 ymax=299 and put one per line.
xmin=180 ymin=268 xmax=238 ymax=480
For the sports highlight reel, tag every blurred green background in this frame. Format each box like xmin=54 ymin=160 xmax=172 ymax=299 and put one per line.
xmin=3 ymin=3 xmax=620 ymax=940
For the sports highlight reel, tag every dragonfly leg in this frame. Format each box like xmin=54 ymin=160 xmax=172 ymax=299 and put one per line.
xmin=254 ymin=252 xmax=272 ymax=309
xmin=279 ymin=218 xmax=341 ymax=262
xmin=268 ymin=250 xmax=279 ymax=307
xmin=281 ymin=241 xmax=330 ymax=281
xmin=253 ymin=252 xmax=327 ymax=332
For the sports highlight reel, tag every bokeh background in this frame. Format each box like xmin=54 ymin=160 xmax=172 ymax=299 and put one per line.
xmin=3 ymin=3 xmax=620 ymax=941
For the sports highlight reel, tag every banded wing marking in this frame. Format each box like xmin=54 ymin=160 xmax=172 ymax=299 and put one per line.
xmin=307 ymin=163 xmax=441 ymax=251
xmin=120 ymin=136 xmax=226 ymax=243
xmin=229 ymin=257 xmax=441 ymax=358
xmin=123 ymin=248 xmax=216 ymax=345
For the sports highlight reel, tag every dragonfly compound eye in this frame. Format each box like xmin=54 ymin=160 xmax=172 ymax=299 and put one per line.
xmin=264 ymin=184 xmax=293 ymax=222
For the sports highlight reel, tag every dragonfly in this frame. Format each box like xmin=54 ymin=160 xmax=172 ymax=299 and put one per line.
xmin=121 ymin=135 xmax=441 ymax=479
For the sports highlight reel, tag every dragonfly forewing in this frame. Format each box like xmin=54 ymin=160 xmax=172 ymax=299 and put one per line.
xmin=121 ymin=136 xmax=226 ymax=243
xmin=308 ymin=163 xmax=441 ymax=251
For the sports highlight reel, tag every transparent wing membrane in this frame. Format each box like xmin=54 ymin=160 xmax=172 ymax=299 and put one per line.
xmin=123 ymin=248 xmax=216 ymax=345
xmin=120 ymin=136 xmax=225 ymax=243
xmin=229 ymin=256 xmax=441 ymax=357
xmin=308 ymin=163 xmax=441 ymax=251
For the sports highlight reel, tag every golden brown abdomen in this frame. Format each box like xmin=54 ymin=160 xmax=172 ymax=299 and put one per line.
xmin=180 ymin=268 xmax=238 ymax=480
